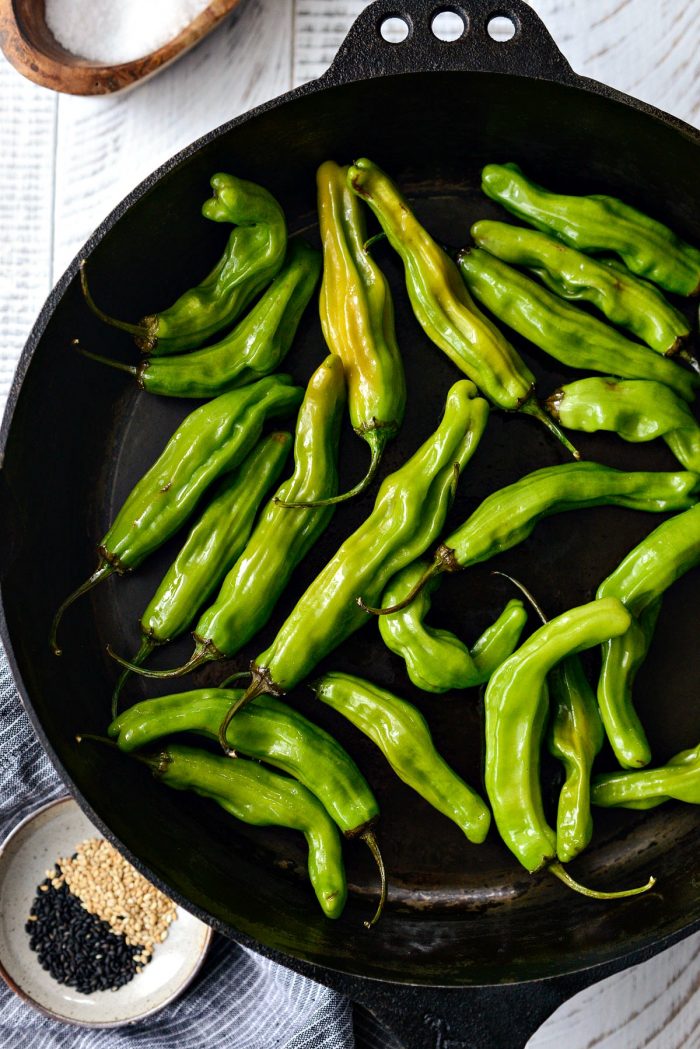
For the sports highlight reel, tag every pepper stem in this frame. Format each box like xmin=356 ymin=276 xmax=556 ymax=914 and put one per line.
xmin=363 ymin=231 xmax=387 ymax=253
xmin=107 ymin=637 xmax=218 ymax=679
xmin=491 ymin=570 xmax=548 ymax=626
xmin=275 ymin=428 xmax=388 ymax=508
xmin=218 ymin=670 xmax=253 ymax=689
xmin=356 ymin=559 xmax=442 ymax=616
xmin=678 ymin=348 xmax=700 ymax=376
xmin=217 ymin=665 xmax=282 ymax=752
xmin=50 ymin=561 xmax=115 ymax=656
xmin=73 ymin=339 xmax=140 ymax=378
xmin=77 ymin=733 xmax=172 ymax=775
xmin=520 ymin=397 xmax=581 ymax=461
xmin=79 ymin=261 xmax=150 ymax=341
xmin=549 ymin=861 xmax=656 ymax=899
xmin=111 ymin=637 xmax=156 ymax=719
xmin=360 ymin=829 xmax=387 ymax=929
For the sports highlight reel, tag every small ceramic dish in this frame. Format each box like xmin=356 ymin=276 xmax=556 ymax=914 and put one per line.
xmin=0 ymin=796 xmax=213 ymax=1026
xmin=0 ymin=0 xmax=242 ymax=95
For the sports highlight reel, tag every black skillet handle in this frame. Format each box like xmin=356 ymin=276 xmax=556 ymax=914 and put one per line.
xmin=324 ymin=0 xmax=578 ymax=88
xmin=356 ymin=971 xmax=595 ymax=1049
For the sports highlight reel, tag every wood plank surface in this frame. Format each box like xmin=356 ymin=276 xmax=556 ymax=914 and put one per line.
xmin=0 ymin=2 xmax=698 ymax=1046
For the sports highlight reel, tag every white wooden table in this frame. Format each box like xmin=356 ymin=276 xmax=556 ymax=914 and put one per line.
xmin=0 ymin=2 xmax=698 ymax=1045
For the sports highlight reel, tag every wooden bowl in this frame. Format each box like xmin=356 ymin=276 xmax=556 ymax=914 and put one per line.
xmin=0 ymin=0 xmax=243 ymax=95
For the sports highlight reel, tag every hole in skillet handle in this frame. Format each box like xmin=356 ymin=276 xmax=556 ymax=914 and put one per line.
xmin=431 ymin=9 xmax=468 ymax=41
xmin=379 ymin=15 xmax=411 ymax=43
xmin=487 ymin=12 xmax=518 ymax=41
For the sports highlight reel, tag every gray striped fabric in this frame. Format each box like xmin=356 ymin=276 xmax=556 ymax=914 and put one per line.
xmin=0 ymin=648 xmax=397 ymax=1048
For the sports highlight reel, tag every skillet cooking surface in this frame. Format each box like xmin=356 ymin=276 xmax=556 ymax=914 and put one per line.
xmin=1 ymin=0 xmax=699 ymax=997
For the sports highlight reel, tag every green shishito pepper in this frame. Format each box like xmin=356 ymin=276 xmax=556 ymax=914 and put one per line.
xmin=481 ymin=162 xmax=700 ymax=296
xmin=108 ymin=688 xmax=386 ymax=924
xmin=50 ymin=375 xmax=303 ymax=655
xmin=87 ymin=739 xmax=347 ymax=919
xmin=311 ymin=672 xmax=490 ymax=843
xmin=81 ymin=173 xmax=287 ymax=354
xmin=458 ymin=249 xmax=698 ymax=403
xmin=592 ymin=744 xmax=700 ymax=809
xmin=484 ymin=597 xmax=655 ymax=897
xmin=596 ymin=503 xmax=700 ymax=768
xmin=80 ymin=240 xmax=321 ymax=398
xmin=278 ymin=161 xmax=406 ymax=506
xmin=111 ymin=355 xmax=346 ymax=682
xmin=362 ymin=461 xmax=700 ymax=616
xmin=378 ymin=561 xmax=527 ymax=693
xmin=110 ymin=432 xmax=292 ymax=714
xmin=471 ymin=220 xmax=693 ymax=360
xmin=347 ymin=158 xmax=578 ymax=458
xmin=498 ymin=573 xmax=605 ymax=864
xmin=217 ymin=380 xmax=490 ymax=744
xmin=546 ymin=377 xmax=700 ymax=472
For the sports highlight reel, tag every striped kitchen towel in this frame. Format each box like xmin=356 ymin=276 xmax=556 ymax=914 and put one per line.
xmin=0 ymin=649 xmax=398 ymax=1048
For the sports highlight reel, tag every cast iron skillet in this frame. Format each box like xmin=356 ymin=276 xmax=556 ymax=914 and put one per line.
xmin=1 ymin=2 xmax=698 ymax=1046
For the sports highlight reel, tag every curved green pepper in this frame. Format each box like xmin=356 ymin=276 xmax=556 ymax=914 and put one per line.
xmin=592 ymin=744 xmax=700 ymax=809
xmin=364 ymin=461 xmax=700 ymax=615
xmin=347 ymin=158 xmax=578 ymax=458
xmin=111 ymin=355 xmax=346 ymax=682
xmin=498 ymin=573 xmax=605 ymax=864
xmin=378 ymin=562 xmax=527 ymax=693
xmin=111 ymin=432 xmax=291 ymax=713
xmin=596 ymin=502 xmax=700 ymax=768
xmin=471 ymin=220 xmax=692 ymax=359
xmin=218 ymin=380 xmax=490 ymax=741
xmin=458 ymin=248 xmax=698 ymax=403
xmin=481 ymin=162 xmax=700 ymax=296
xmin=100 ymin=740 xmax=347 ymax=919
xmin=108 ymin=687 xmax=386 ymax=923
xmin=108 ymin=689 xmax=378 ymax=836
xmin=311 ymin=672 xmax=490 ymax=843
xmin=279 ymin=161 xmax=406 ymax=506
xmin=81 ymin=174 xmax=287 ymax=354
xmin=546 ymin=377 xmax=700 ymax=471
xmin=51 ymin=375 xmax=302 ymax=655
xmin=80 ymin=240 xmax=321 ymax=397
xmin=484 ymin=597 xmax=654 ymax=897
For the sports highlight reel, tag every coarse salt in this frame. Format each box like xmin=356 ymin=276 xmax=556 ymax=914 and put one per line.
xmin=45 ymin=0 xmax=212 ymax=65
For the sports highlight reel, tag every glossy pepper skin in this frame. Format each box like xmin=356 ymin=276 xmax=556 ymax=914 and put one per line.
xmin=471 ymin=220 xmax=692 ymax=357
xmin=347 ymin=159 xmax=576 ymax=456
xmin=311 ymin=672 xmax=491 ymax=843
xmin=365 ymin=461 xmax=700 ymax=616
xmin=548 ymin=656 xmax=605 ymax=863
xmin=132 ymin=741 xmax=346 ymax=918
xmin=51 ymin=375 xmax=302 ymax=655
xmin=485 ymin=598 xmax=639 ymax=886
xmin=111 ymin=433 xmax=291 ymax=712
xmin=500 ymin=574 xmax=606 ymax=864
xmin=546 ymin=377 xmax=700 ymax=472
xmin=280 ymin=161 xmax=406 ymax=505
xmin=108 ymin=690 xmax=379 ymax=837
xmin=481 ymin=162 xmax=700 ymax=296
xmin=378 ymin=562 xmax=527 ymax=693
xmin=596 ymin=503 xmax=700 ymax=768
xmin=83 ymin=240 xmax=321 ymax=397
xmin=592 ymin=743 xmax=700 ymax=809
xmin=219 ymin=380 xmax=489 ymax=739
xmin=458 ymin=248 xmax=698 ymax=403
xmin=114 ymin=356 xmax=346 ymax=682
xmin=83 ymin=174 xmax=287 ymax=354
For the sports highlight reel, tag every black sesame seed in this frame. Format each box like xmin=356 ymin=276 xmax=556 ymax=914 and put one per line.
xmin=25 ymin=880 xmax=142 ymax=994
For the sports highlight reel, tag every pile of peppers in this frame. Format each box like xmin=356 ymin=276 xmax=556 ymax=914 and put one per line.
xmin=62 ymin=157 xmax=700 ymax=922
